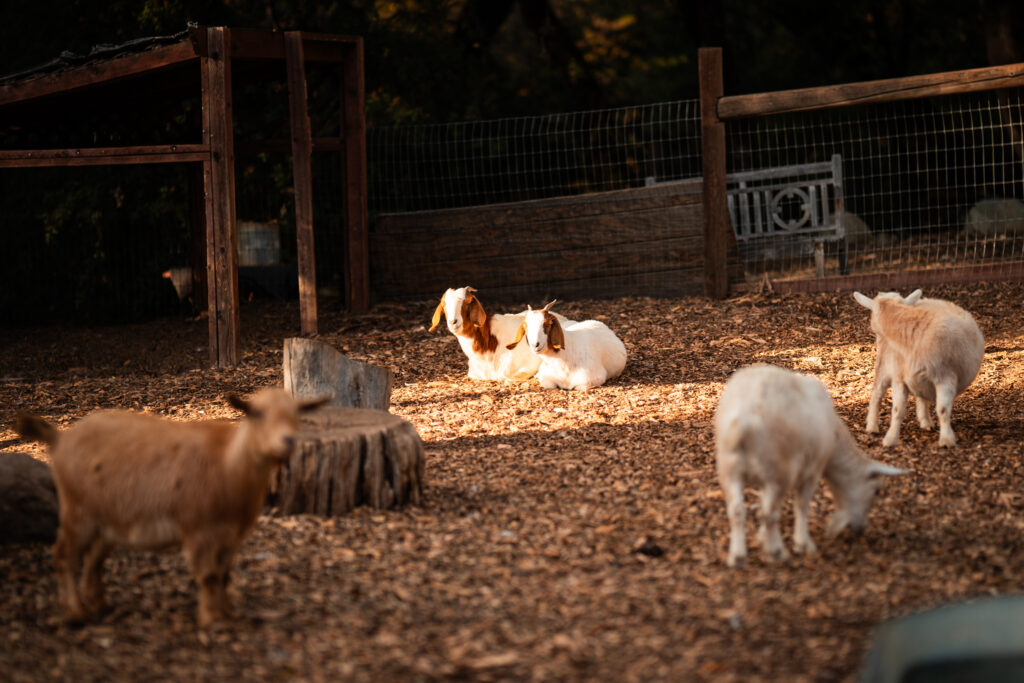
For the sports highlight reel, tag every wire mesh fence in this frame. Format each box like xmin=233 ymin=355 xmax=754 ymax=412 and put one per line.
xmin=367 ymin=100 xmax=703 ymax=214
xmin=366 ymin=100 xmax=704 ymax=302
xmin=725 ymin=89 xmax=1024 ymax=286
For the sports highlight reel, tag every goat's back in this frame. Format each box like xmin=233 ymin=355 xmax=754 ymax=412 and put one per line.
xmin=564 ymin=320 xmax=627 ymax=377
xmin=875 ymin=298 xmax=984 ymax=394
xmin=50 ymin=412 xmax=242 ymax=541
xmin=715 ymin=365 xmax=840 ymax=487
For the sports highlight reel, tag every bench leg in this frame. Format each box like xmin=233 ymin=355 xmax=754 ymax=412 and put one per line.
xmin=813 ymin=242 xmax=825 ymax=278
xmin=838 ymin=238 xmax=850 ymax=275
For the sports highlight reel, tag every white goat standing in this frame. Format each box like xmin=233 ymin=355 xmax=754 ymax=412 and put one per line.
xmin=506 ymin=301 xmax=626 ymax=390
xmin=715 ymin=364 xmax=906 ymax=568
xmin=853 ymin=289 xmax=984 ymax=448
xmin=16 ymin=388 xmax=329 ymax=626
xmin=429 ymin=286 xmax=547 ymax=381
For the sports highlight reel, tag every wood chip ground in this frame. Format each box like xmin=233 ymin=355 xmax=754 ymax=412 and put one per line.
xmin=1 ymin=282 xmax=1022 ymax=681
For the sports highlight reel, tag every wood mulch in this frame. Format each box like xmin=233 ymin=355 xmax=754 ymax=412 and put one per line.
xmin=1 ymin=282 xmax=1022 ymax=682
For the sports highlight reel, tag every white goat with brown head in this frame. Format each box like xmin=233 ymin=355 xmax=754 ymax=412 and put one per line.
xmin=853 ymin=289 xmax=984 ymax=448
xmin=715 ymin=364 xmax=906 ymax=568
xmin=16 ymin=387 xmax=328 ymax=627
xmin=430 ymin=286 xmax=563 ymax=381
xmin=506 ymin=301 xmax=627 ymax=390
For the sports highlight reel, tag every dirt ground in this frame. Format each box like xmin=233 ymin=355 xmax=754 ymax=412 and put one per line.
xmin=1 ymin=282 xmax=1023 ymax=682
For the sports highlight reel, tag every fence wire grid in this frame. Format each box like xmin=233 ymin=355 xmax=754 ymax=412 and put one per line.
xmin=368 ymin=100 xmax=703 ymax=214
xmin=726 ymin=89 xmax=1024 ymax=284
xmin=370 ymin=89 xmax=1024 ymax=294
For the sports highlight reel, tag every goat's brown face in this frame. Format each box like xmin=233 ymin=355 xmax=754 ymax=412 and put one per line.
xmin=510 ymin=307 xmax=563 ymax=355
xmin=431 ymin=286 xmax=484 ymax=336
xmin=229 ymin=389 xmax=330 ymax=462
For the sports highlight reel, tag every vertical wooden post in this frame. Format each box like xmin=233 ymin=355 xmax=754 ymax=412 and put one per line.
xmin=699 ymin=47 xmax=730 ymax=299
xmin=187 ymin=163 xmax=208 ymax=314
xmin=285 ymin=32 xmax=318 ymax=336
xmin=341 ymin=39 xmax=369 ymax=313
xmin=201 ymin=27 xmax=240 ymax=367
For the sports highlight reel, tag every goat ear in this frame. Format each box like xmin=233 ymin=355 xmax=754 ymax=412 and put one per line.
xmin=298 ymin=395 xmax=332 ymax=412
xmin=506 ymin=321 xmax=527 ymax=350
xmin=227 ymin=393 xmax=253 ymax=415
xmin=467 ymin=295 xmax=487 ymax=328
xmin=548 ymin=316 xmax=565 ymax=351
xmin=852 ymin=291 xmax=876 ymax=312
xmin=429 ymin=292 xmax=447 ymax=332
xmin=868 ymin=462 xmax=908 ymax=478
xmin=904 ymin=289 xmax=923 ymax=305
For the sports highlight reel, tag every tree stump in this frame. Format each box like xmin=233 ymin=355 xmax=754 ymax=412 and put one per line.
xmin=265 ymin=407 xmax=425 ymax=516
xmin=283 ymin=337 xmax=392 ymax=410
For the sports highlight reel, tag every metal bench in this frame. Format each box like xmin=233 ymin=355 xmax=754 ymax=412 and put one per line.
xmin=726 ymin=153 xmax=847 ymax=276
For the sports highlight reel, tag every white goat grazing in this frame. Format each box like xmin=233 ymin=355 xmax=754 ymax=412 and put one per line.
xmin=506 ymin=301 xmax=626 ymax=390
xmin=430 ymin=286 xmax=569 ymax=381
xmin=16 ymin=388 xmax=329 ymax=626
xmin=715 ymin=364 xmax=906 ymax=568
xmin=853 ymin=289 xmax=984 ymax=448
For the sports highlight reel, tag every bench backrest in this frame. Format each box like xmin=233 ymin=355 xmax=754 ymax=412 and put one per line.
xmin=726 ymin=154 xmax=844 ymax=246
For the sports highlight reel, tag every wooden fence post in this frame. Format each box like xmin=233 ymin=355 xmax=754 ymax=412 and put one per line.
xmin=341 ymin=39 xmax=369 ymax=313
xmin=285 ymin=31 xmax=319 ymax=336
xmin=201 ymin=26 xmax=240 ymax=366
xmin=699 ymin=47 xmax=730 ymax=299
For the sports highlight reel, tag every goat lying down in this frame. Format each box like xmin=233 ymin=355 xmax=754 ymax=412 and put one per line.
xmin=506 ymin=301 xmax=626 ymax=390
xmin=853 ymin=289 xmax=984 ymax=448
xmin=430 ymin=286 xmax=573 ymax=381
xmin=715 ymin=364 xmax=905 ymax=568
xmin=16 ymin=388 xmax=329 ymax=626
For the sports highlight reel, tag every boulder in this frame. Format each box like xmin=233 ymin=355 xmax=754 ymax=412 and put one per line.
xmin=0 ymin=452 xmax=58 ymax=544
xmin=964 ymin=198 xmax=1024 ymax=237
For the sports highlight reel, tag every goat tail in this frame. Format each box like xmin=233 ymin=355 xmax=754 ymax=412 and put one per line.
xmin=719 ymin=413 xmax=762 ymax=456
xmin=15 ymin=413 xmax=59 ymax=446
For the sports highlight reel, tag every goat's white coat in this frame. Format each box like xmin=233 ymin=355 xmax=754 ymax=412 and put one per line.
xmin=715 ymin=364 xmax=905 ymax=568
xmin=854 ymin=289 xmax=984 ymax=448
xmin=512 ymin=308 xmax=626 ymax=390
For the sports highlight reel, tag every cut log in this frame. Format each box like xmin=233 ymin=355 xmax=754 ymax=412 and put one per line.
xmin=283 ymin=337 xmax=392 ymax=410
xmin=266 ymin=407 xmax=425 ymax=515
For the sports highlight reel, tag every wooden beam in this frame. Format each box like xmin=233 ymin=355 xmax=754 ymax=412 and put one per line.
xmin=0 ymin=145 xmax=208 ymax=168
xmin=285 ymin=31 xmax=318 ymax=336
xmin=699 ymin=47 xmax=730 ymax=299
xmin=0 ymin=40 xmax=198 ymax=108
xmin=204 ymin=28 xmax=359 ymax=63
xmin=718 ymin=61 xmax=1024 ymax=120
xmin=342 ymin=40 xmax=370 ymax=313
xmin=201 ymin=27 xmax=240 ymax=368
xmin=768 ymin=262 xmax=1024 ymax=295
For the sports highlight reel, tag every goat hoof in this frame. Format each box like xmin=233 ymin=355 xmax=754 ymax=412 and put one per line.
xmin=726 ymin=553 xmax=747 ymax=569
xmin=793 ymin=541 xmax=817 ymax=555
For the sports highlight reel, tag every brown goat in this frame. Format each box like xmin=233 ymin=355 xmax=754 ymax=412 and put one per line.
xmin=16 ymin=388 xmax=328 ymax=626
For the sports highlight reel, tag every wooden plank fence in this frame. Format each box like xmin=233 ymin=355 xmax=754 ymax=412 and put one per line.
xmin=371 ymin=179 xmax=733 ymax=302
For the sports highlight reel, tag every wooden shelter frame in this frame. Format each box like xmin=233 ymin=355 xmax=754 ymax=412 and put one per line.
xmin=0 ymin=26 xmax=369 ymax=366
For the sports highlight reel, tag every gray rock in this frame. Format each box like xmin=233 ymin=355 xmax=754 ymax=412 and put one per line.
xmin=0 ymin=452 xmax=58 ymax=544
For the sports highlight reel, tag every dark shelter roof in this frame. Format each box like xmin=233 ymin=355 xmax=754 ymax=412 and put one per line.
xmin=0 ymin=29 xmax=191 ymax=86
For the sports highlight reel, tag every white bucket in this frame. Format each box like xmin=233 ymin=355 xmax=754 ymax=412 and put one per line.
xmin=238 ymin=220 xmax=281 ymax=266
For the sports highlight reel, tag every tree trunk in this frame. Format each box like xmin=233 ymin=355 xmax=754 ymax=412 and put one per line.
xmin=265 ymin=407 xmax=425 ymax=516
xmin=283 ymin=337 xmax=392 ymax=410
